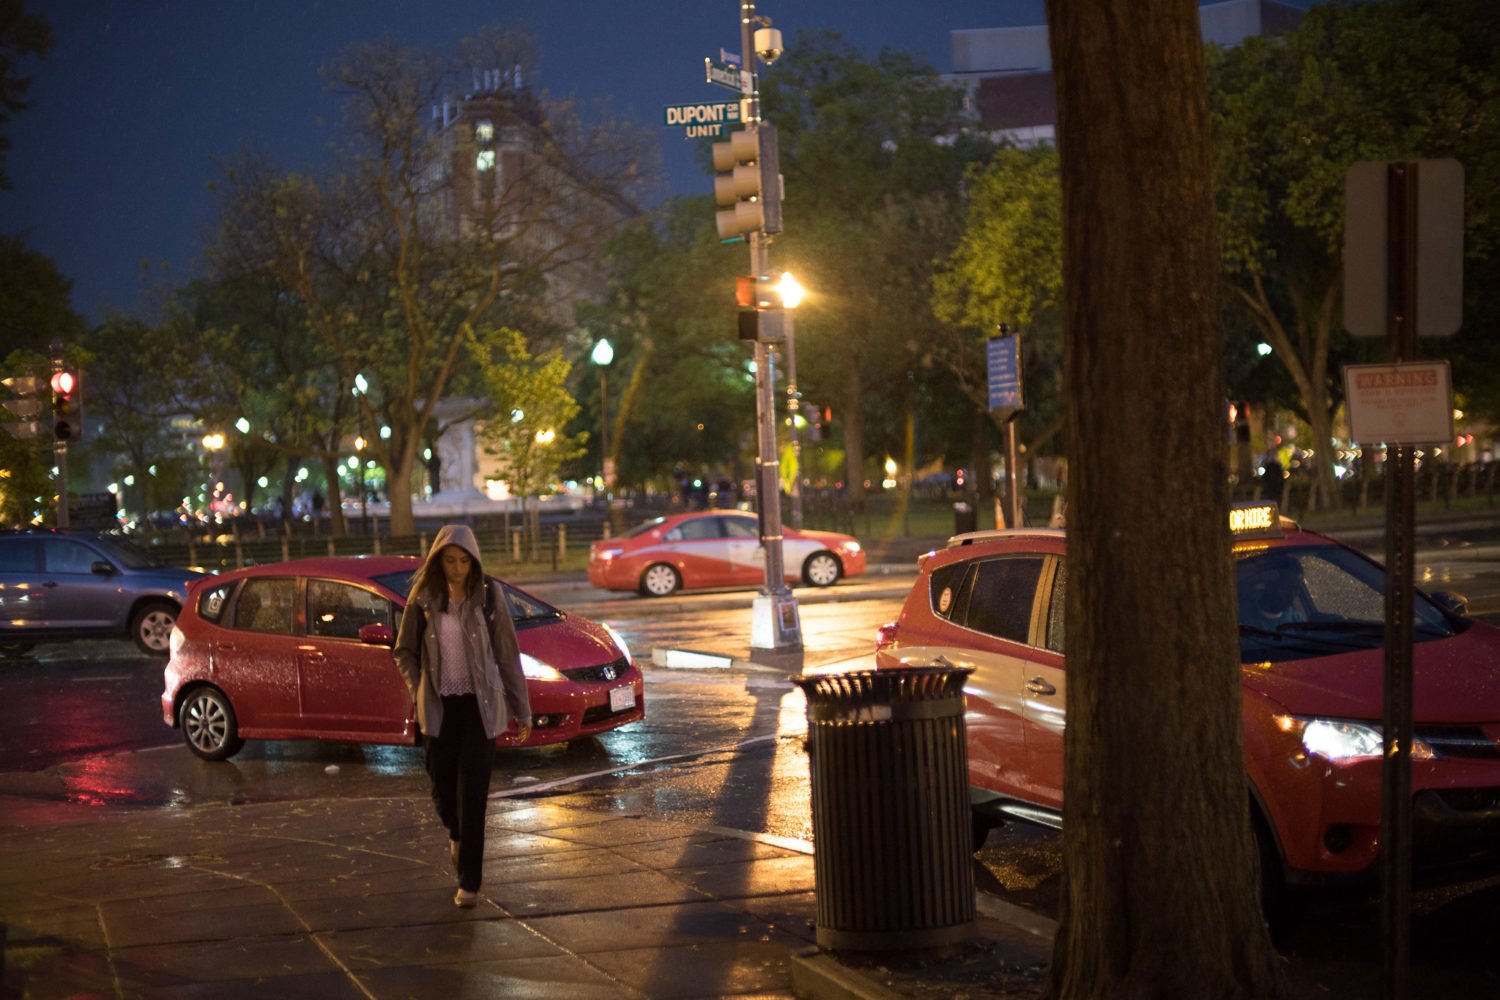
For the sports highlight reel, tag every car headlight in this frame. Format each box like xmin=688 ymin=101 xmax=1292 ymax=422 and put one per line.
xmin=595 ymin=547 xmax=624 ymax=562
xmin=842 ymin=541 xmax=862 ymax=554
xmin=520 ymin=652 xmax=564 ymax=681
xmin=603 ymin=622 xmax=633 ymax=665
xmin=1277 ymin=716 xmax=1434 ymax=761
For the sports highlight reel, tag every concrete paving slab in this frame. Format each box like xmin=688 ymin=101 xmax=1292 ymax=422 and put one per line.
xmin=107 ymin=932 xmax=335 ymax=989
xmin=586 ymin=939 xmax=801 ymax=998
xmin=356 ymin=954 xmax=629 ymax=999
xmin=485 ymin=845 xmax=648 ymax=885
xmin=486 ymin=868 xmax=709 ymax=917
xmin=320 ymin=916 xmax=566 ymax=968
xmin=671 ymin=853 xmax=817 ymax=901
xmin=526 ymin=898 xmax=797 ymax=953
xmin=103 ymin=898 xmax=308 ymax=949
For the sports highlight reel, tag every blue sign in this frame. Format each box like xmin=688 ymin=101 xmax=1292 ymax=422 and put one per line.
xmin=987 ymin=335 xmax=1023 ymax=412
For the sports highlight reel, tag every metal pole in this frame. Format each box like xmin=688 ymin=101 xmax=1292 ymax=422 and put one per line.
xmin=784 ymin=313 xmax=803 ymax=529
xmin=1380 ymin=160 xmax=1417 ymax=1000
xmin=1005 ymin=416 xmax=1021 ymax=528
xmin=742 ymin=0 xmax=799 ymax=653
xmin=600 ymin=366 xmax=610 ymax=496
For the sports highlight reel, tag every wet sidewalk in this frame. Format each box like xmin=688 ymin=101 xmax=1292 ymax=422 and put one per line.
xmin=0 ymin=788 xmax=1052 ymax=999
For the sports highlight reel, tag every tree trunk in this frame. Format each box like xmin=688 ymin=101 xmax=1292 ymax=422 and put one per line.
xmin=1044 ymin=0 xmax=1288 ymax=996
xmin=321 ymin=455 xmax=347 ymax=539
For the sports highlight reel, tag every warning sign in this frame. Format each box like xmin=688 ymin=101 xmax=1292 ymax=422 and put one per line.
xmin=1343 ymin=361 xmax=1453 ymax=445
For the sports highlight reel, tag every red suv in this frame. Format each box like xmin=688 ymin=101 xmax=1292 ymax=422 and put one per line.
xmin=875 ymin=504 xmax=1500 ymax=896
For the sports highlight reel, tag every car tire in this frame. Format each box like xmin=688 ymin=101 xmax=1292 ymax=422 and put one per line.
xmin=1253 ymin=813 xmax=1297 ymax=940
xmin=971 ymin=812 xmax=995 ymax=854
xmin=179 ymin=686 xmax=244 ymax=761
xmin=640 ymin=563 xmax=682 ymax=597
xmin=802 ymin=552 xmax=842 ymax=587
xmin=131 ymin=600 xmax=179 ymax=656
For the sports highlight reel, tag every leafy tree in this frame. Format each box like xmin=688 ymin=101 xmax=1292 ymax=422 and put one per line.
xmin=76 ymin=316 xmax=200 ymax=522
xmin=472 ymin=326 xmax=583 ymax=543
xmin=210 ymin=26 xmax=654 ymax=535
xmin=571 ymin=199 xmax=754 ymax=494
xmin=1208 ymin=0 xmax=1500 ymax=508
xmin=1045 ymin=0 xmax=1287 ymax=995
xmin=760 ymin=31 xmax=990 ymax=511
xmin=933 ymin=145 xmax=1066 ymax=509
xmin=0 ymin=0 xmax=51 ymax=190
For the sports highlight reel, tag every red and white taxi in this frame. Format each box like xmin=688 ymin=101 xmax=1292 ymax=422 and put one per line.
xmin=588 ymin=510 xmax=866 ymax=597
xmin=876 ymin=503 xmax=1500 ymax=892
xmin=162 ymin=556 xmax=644 ymax=760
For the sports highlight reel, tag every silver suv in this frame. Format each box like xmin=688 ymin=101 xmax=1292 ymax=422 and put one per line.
xmin=0 ymin=531 xmax=203 ymax=656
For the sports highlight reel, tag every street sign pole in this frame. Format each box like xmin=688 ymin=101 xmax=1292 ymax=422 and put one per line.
xmin=737 ymin=0 xmax=799 ymax=659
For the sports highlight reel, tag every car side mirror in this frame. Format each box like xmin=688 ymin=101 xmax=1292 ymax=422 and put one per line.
xmin=359 ymin=623 xmax=395 ymax=646
xmin=91 ymin=560 xmax=116 ymax=576
xmin=1430 ymin=591 xmax=1469 ymax=618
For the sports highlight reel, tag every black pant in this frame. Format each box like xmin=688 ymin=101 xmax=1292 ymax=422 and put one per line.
xmin=423 ymin=694 xmax=494 ymax=891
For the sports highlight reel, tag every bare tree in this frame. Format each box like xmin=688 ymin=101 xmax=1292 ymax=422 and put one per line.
xmin=212 ymin=26 xmax=654 ymax=536
xmin=1043 ymin=0 xmax=1288 ymax=996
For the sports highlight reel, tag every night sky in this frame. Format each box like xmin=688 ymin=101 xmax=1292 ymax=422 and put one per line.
xmin=1 ymin=0 xmax=1033 ymax=325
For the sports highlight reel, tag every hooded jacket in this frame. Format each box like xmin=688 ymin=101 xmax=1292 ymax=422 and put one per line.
xmin=393 ymin=524 xmax=530 ymax=740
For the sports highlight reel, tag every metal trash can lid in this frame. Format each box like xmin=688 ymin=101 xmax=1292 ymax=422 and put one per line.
xmin=792 ymin=666 xmax=971 ymax=719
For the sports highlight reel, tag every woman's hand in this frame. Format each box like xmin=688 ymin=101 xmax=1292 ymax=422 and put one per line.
xmin=516 ymin=717 xmax=532 ymax=742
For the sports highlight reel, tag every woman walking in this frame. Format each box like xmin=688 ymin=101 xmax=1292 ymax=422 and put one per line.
xmin=395 ymin=524 xmax=531 ymax=907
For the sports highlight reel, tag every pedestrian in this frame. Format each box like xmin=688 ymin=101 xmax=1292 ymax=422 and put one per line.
xmin=394 ymin=524 xmax=531 ymax=907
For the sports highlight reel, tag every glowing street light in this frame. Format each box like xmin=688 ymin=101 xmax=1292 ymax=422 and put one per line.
xmin=591 ymin=339 xmax=615 ymax=495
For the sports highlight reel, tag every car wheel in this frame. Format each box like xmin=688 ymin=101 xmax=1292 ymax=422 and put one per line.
xmin=971 ymin=812 xmax=996 ymax=854
xmin=802 ymin=552 xmax=842 ymax=587
xmin=640 ymin=563 xmax=682 ymax=597
xmin=179 ymin=687 xmax=244 ymax=761
xmin=131 ymin=600 xmax=178 ymax=656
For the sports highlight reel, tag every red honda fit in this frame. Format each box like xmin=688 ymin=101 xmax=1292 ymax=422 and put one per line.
xmin=875 ymin=503 xmax=1500 ymax=893
xmin=162 ymin=556 xmax=644 ymax=760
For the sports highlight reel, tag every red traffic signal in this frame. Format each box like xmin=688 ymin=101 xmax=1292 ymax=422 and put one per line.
xmin=51 ymin=370 xmax=83 ymax=442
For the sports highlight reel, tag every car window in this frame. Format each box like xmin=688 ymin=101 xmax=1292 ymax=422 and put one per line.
xmin=90 ymin=536 xmax=165 ymax=570
xmin=952 ymin=556 xmax=1044 ymax=644
xmin=1045 ymin=559 xmax=1066 ymax=653
xmin=308 ymin=579 xmax=392 ymax=639
xmin=0 ymin=538 xmax=37 ymax=572
xmin=198 ymin=582 xmax=236 ymax=624
xmin=234 ymin=577 xmax=297 ymax=635
xmin=42 ymin=539 xmax=100 ymax=574
xmin=669 ymin=517 xmax=723 ymax=542
xmin=624 ymin=516 xmax=666 ymax=539
xmin=928 ymin=562 xmax=968 ymax=619
xmin=722 ymin=517 xmax=759 ymax=539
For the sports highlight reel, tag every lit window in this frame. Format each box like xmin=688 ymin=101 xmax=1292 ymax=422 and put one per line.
xmin=475 ymin=120 xmax=494 ymax=142
xmin=476 ymin=149 xmax=496 ymax=172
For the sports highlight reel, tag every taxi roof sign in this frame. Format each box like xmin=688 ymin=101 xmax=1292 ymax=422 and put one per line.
xmin=1229 ymin=501 xmax=1286 ymax=540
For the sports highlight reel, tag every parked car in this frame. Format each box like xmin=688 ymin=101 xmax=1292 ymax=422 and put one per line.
xmin=161 ymin=555 xmax=644 ymax=760
xmin=0 ymin=529 xmax=203 ymax=656
xmin=875 ymin=502 xmax=1500 ymax=901
xmin=588 ymin=510 xmax=867 ymax=597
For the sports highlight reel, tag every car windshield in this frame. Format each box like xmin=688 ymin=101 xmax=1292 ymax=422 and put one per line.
xmin=91 ymin=535 xmax=168 ymax=570
xmin=370 ymin=570 xmax=562 ymax=626
xmin=1233 ymin=544 xmax=1456 ymax=661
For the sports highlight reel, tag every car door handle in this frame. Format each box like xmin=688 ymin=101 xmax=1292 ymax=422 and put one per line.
xmin=1026 ymin=676 xmax=1057 ymax=696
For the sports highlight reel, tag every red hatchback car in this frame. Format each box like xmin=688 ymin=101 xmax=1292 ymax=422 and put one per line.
xmin=876 ymin=503 xmax=1500 ymax=894
xmin=588 ymin=510 xmax=867 ymax=597
xmin=162 ymin=556 xmax=644 ymax=761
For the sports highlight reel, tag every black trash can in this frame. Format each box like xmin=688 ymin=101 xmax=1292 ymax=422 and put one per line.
xmin=952 ymin=501 xmax=977 ymax=535
xmin=792 ymin=666 xmax=975 ymax=951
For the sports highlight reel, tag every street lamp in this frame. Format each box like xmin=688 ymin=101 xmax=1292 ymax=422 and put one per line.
xmin=591 ymin=339 xmax=614 ymax=498
xmin=354 ymin=435 xmax=368 ymax=536
xmin=777 ymin=272 xmax=805 ymax=529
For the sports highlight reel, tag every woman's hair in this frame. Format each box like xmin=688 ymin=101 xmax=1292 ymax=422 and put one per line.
xmin=407 ymin=544 xmax=484 ymax=606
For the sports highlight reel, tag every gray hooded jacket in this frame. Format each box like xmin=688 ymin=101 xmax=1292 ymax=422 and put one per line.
xmin=393 ymin=524 xmax=530 ymax=740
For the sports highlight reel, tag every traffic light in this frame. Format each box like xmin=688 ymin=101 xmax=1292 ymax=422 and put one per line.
xmin=712 ymin=123 xmax=782 ymax=241
xmin=51 ymin=370 xmax=83 ymax=442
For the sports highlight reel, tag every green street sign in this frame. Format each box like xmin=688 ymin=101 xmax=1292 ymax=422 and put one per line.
xmin=662 ymin=100 xmax=741 ymax=139
xmin=705 ymin=58 xmax=745 ymax=92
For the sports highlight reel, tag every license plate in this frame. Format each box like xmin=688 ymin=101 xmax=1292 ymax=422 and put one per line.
xmin=609 ymin=685 xmax=635 ymax=713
